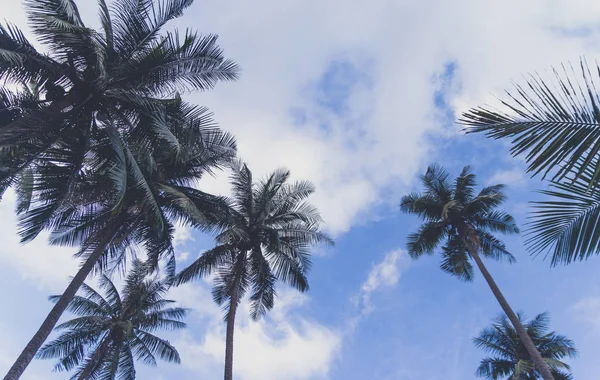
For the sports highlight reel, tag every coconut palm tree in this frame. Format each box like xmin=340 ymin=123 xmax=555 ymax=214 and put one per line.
xmin=1 ymin=1 xmax=236 ymax=377
xmin=36 ymin=260 xmax=187 ymax=380
xmin=5 ymin=101 xmax=236 ymax=379
xmin=175 ymin=161 xmax=333 ymax=380
xmin=474 ymin=312 xmax=577 ymax=380
xmin=0 ymin=0 xmax=238 ymax=197
xmin=460 ymin=61 xmax=600 ymax=266
xmin=400 ymin=165 xmax=555 ymax=380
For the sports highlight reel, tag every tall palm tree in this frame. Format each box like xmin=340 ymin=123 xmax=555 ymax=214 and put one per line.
xmin=175 ymin=161 xmax=333 ymax=380
xmin=400 ymin=165 xmax=555 ymax=380
xmin=474 ymin=312 xmax=577 ymax=380
xmin=0 ymin=0 xmax=238 ymax=197
xmin=36 ymin=260 xmax=188 ymax=380
xmin=5 ymin=102 xmax=236 ymax=379
xmin=460 ymin=61 xmax=600 ymax=265
xmin=1 ymin=1 xmax=237 ymax=377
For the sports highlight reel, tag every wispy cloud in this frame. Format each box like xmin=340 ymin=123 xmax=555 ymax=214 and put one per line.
xmin=353 ymin=249 xmax=409 ymax=316
xmin=487 ymin=168 xmax=528 ymax=188
xmin=0 ymin=191 xmax=78 ymax=291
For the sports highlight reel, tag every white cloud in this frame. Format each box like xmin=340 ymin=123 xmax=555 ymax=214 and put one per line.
xmin=0 ymin=190 xmax=78 ymax=291
xmin=168 ymin=0 xmax=600 ymax=236
xmin=172 ymin=286 xmax=341 ymax=380
xmin=353 ymin=249 xmax=409 ymax=316
xmin=572 ymin=296 xmax=600 ymax=331
xmin=487 ymin=168 xmax=529 ymax=188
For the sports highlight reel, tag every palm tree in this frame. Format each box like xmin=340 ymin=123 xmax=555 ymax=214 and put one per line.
xmin=400 ymin=165 xmax=555 ymax=380
xmin=175 ymin=161 xmax=333 ymax=380
xmin=460 ymin=61 xmax=600 ymax=265
xmin=36 ymin=260 xmax=187 ymax=380
xmin=474 ymin=312 xmax=577 ymax=380
xmin=1 ymin=1 xmax=237 ymax=377
xmin=5 ymin=102 xmax=236 ymax=379
xmin=0 ymin=0 xmax=238 ymax=197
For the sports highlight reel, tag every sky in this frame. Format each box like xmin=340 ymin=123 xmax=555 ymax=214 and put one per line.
xmin=2 ymin=0 xmax=600 ymax=379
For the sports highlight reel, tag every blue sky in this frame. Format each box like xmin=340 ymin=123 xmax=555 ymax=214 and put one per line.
xmin=2 ymin=0 xmax=600 ymax=379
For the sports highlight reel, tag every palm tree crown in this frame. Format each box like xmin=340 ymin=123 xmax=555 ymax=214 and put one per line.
xmin=19 ymin=100 xmax=236 ymax=274
xmin=400 ymin=165 xmax=519 ymax=280
xmin=474 ymin=312 xmax=577 ymax=380
xmin=177 ymin=160 xmax=333 ymax=319
xmin=36 ymin=261 xmax=188 ymax=379
xmin=0 ymin=0 xmax=238 ymax=198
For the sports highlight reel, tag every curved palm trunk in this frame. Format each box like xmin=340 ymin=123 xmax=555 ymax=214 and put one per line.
xmin=4 ymin=236 xmax=111 ymax=380
xmin=77 ymin=334 xmax=112 ymax=380
xmin=461 ymin=231 xmax=555 ymax=380
xmin=224 ymin=256 xmax=245 ymax=380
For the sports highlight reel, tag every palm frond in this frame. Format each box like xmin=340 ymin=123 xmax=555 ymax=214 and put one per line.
xmin=526 ymin=155 xmax=600 ymax=264
xmin=474 ymin=211 xmax=520 ymax=235
xmin=406 ymin=221 xmax=447 ymax=258
xmin=440 ymin=235 xmax=474 ymax=281
xmin=461 ymin=59 xmax=600 ymax=186
xmin=133 ymin=330 xmax=180 ymax=364
xmin=475 ymin=357 xmax=515 ymax=379
xmin=175 ymin=244 xmax=232 ymax=285
xmin=248 ymin=247 xmax=277 ymax=320
xmin=454 ymin=165 xmax=476 ymax=203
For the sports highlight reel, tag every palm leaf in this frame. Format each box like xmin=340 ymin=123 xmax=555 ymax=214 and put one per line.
xmin=461 ymin=59 xmax=600 ymax=187
xmin=526 ymin=164 xmax=600 ymax=265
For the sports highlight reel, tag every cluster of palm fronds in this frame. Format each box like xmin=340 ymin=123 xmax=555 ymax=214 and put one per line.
xmin=0 ymin=1 xmax=330 ymax=379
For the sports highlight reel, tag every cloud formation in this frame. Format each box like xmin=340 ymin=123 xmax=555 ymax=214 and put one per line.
xmin=354 ymin=249 xmax=409 ymax=316
xmin=171 ymin=285 xmax=341 ymax=380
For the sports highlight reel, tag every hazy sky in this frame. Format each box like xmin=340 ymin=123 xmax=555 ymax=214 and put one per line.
xmin=2 ymin=0 xmax=600 ymax=379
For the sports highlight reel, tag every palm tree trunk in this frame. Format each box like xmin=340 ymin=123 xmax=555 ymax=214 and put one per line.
xmin=3 ymin=236 xmax=112 ymax=380
xmin=224 ymin=256 xmax=244 ymax=380
xmin=461 ymin=231 xmax=555 ymax=380
xmin=77 ymin=334 xmax=112 ymax=380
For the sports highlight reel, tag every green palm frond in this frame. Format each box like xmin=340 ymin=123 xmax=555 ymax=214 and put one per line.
xmin=454 ymin=165 xmax=476 ymax=202
xmin=478 ymin=231 xmax=517 ymax=264
xmin=248 ymin=247 xmax=277 ymax=320
xmin=0 ymin=22 xmax=60 ymax=84
xmin=526 ymin=160 xmax=600 ymax=265
xmin=475 ymin=211 xmax=520 ymax=235
xmin=440 ymin=235 xmax=474 ymax=281
xmin=406 ymin=221 xmax=447 ymax=258
xmin=133 ymin=330 xmax=180 ymax=364
xmin=461 ymin=59 xmax=600 ymax=187
xmin=476 ymin=357 xmax=515 ymax=379
xmin=175 ymin=244 xmax=233 ymax=284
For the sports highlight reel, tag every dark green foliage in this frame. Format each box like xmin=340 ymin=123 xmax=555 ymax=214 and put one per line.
xmin=474 ymin=313 xmax=577 ymax=380
xmin=36 ymin=260 xmax=187 ymax=379
xmin=0 ymin=0 xmax=239 ymax=202
xmin=176 ymin=160 xmax=333 ymax=320
xmin=400 ymin=165 xmax=519 ymax=281
xmin=18 ymin=99 xmax=236 ymax=274
xmin=461 ymin=60 xmax=600 ymax=265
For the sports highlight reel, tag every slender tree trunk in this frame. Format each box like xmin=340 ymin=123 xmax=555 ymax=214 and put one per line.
xmin=4 ymin=236 xmax=112 ymax=380
xmin=77 ymin=334 xmax=112 ymax=380
xmin=224 ymin=256 xmax=244 ymax=380
xmin=460 ymin=229 xmax=555 ymax=380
